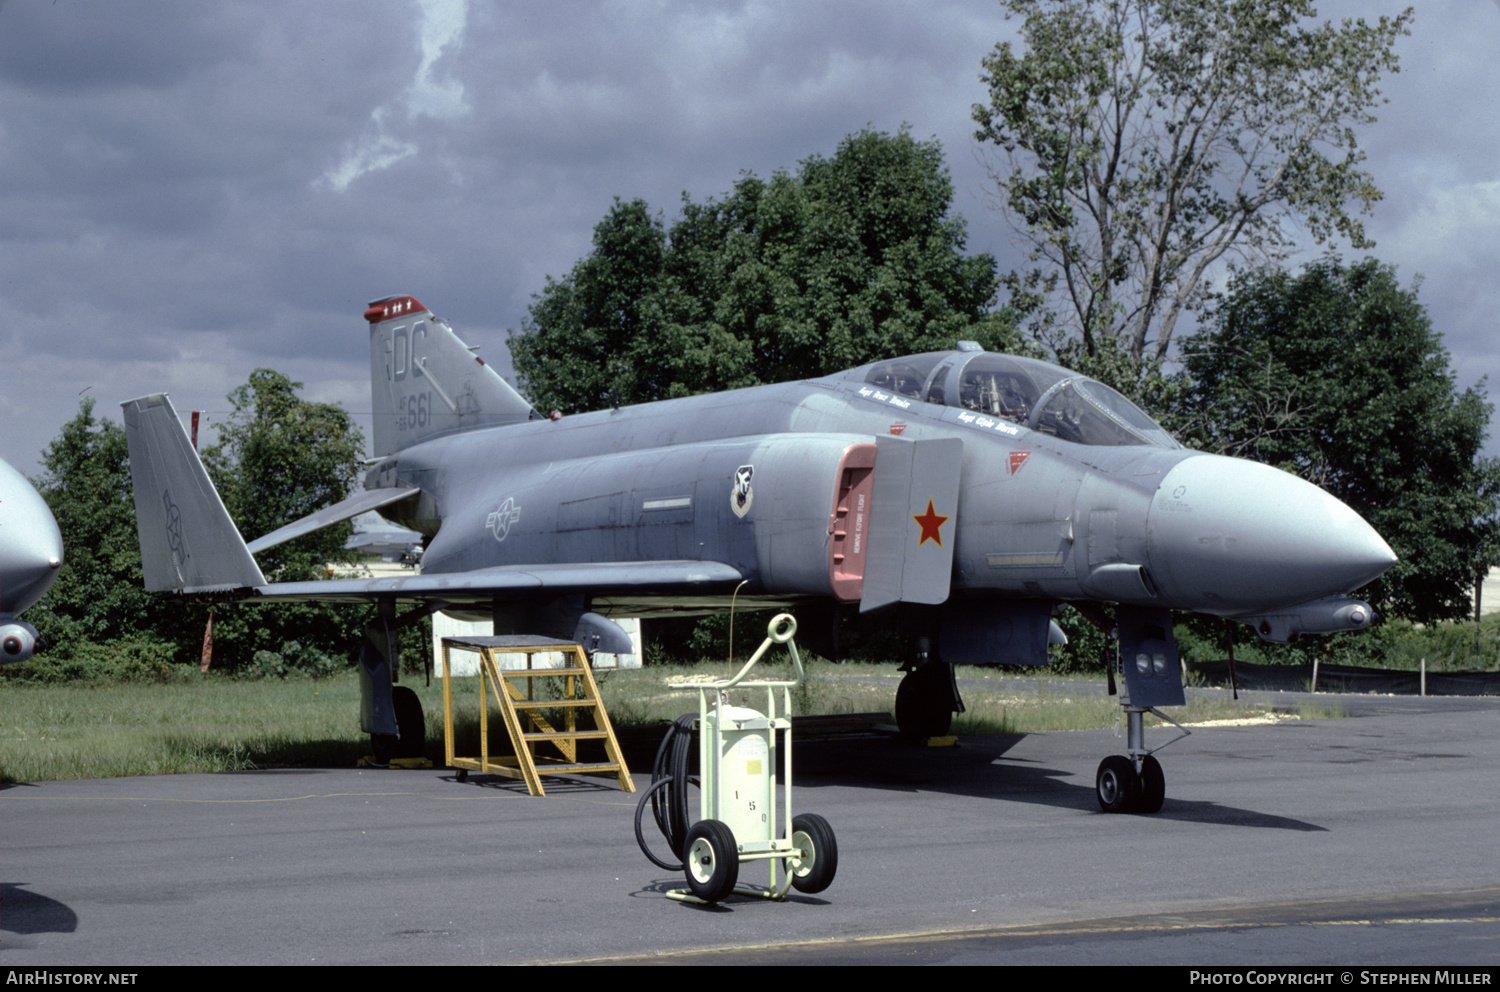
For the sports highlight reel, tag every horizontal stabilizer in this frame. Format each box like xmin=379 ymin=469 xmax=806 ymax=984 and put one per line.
xmin=120 ymin=394 xmax=267 ymax=593
xmin=245 ymin=487 xmax=420 ymax=554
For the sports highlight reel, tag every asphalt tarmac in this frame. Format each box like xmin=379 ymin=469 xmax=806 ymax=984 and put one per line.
xmin=4 ymin=693 xmax=1499 ymax=966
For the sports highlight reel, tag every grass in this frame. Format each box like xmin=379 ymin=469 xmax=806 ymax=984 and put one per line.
xmin=0 ymin=677 xmax=374 ymax=783
xmin=1293 ymin=698 xmax=1346 ymax=721
xmin=2 ymin=661 xmax=1320 ymax=783
xmin=948 ymin=681 xmax=1317 ymax=735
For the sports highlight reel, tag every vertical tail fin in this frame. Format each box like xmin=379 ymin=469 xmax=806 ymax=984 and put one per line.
xmin=120 ymin=393 xmax=267 ymax=592
xmin=364 ymin=296 xmax=538 ymax=457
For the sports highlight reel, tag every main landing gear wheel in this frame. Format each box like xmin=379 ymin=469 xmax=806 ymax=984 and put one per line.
xmin=788 ymin=813 xmax=838 ymax=894
xmin=896 ymin=663 xmax=953 ymax=740
xmin=1096 ymin=755 xmax=1140 ymax=813
xmin=1136 ymin=754 xmax=1165 ymax=814
xmin=370 ymin=686 xmax=426 ymax=766
xmin=683 ymin=819 xmax=739 ymax=903
xmin=390 ymin=685 xmax=426 ymax=760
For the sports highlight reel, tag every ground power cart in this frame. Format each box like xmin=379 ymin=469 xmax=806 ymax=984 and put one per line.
xmin=636 ymin=614 xmax=838 ymax=904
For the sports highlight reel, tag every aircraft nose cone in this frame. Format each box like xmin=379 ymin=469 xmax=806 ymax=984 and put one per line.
xmin=1147 ymin=454 xmax=1396 ymax=615
xmin=0 ymin=459 xmax=64 ymax=615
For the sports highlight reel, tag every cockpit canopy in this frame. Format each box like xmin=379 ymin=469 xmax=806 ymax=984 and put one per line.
xmin=858 ymin=351 xmax=1178 ymax=449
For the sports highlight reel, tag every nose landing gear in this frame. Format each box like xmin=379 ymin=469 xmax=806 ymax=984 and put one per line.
xmin=1088 ymin=606 xmax=1191 ymax=814
xmin=1096 ymin=705 xmax=1185 ymax=814
xmin=1095 ymin=755 xmax=1139 ymax=813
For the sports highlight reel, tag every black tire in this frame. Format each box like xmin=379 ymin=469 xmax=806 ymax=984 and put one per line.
xmin=1096 ymin=755 xmax=1139 ymax=813
xmin=683 ymin=820 xmax=739 ymax=903
xmin=1136 ymin=754 xmax=1165 ymax=814
xmin=369 ymin=734 xmax=396 ymax=765
xmin=789 ymin=813 xmax=838 ymax=894
xmin=390 ymin=685 xmax=425 ymax=760
xmin=895 ymin=663 xmax=953 ymax=740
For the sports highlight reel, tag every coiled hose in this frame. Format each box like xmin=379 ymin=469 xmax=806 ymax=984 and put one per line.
xmin=635 ymin=714 xmax=698 ymax=870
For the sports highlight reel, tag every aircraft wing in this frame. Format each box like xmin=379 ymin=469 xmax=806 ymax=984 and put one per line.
xmin=239 ymin=560 xmax=745 ymax=604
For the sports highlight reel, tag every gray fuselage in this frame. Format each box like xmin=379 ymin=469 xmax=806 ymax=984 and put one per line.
xmin=371 ymin=353 xmax=1393 ymax=624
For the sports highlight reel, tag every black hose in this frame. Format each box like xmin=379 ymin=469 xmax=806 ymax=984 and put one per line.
xmin=635 ymin=714 xmax=697 ymax=871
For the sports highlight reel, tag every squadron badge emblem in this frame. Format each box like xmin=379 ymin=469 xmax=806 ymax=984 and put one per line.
xmin=731 ymin=465 xmax=754 ymax=518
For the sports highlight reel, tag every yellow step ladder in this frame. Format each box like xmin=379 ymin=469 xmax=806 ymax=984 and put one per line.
xmin=440 ymin=635 xmax=635 ymax=797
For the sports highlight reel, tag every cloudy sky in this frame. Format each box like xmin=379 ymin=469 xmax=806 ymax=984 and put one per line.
xmin=1 ymin=0 xmax=1496 ymax=476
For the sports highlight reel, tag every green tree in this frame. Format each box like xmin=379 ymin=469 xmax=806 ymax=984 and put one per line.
xmin=1176 ymin=258 xmax=1500 ymax=624
xmin=199 ymin=369 xmax=368 ymax=668
xmin=26 ymin=399 xmax=197 ymax=652
xmin=973 ymin=0 xmax=1412 ymax=365
xmin=509 ymin=129 xmax=1030 ymax=413
xmin=202 ymin=369 xmax=364 ymax=580
xmin=24 ymin=372 xmax=371 ymax=677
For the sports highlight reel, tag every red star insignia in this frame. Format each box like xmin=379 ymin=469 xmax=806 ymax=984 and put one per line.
xmin=912 ymin=498 xmax=950 ymax=547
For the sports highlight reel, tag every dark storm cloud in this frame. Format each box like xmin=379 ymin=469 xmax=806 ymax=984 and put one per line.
xmin=0 ymin=0 xmax=1493 ymax=476
xmin=0 ymin=0 xmax=255 ymax=92
xmin=1336 ymin=1 xmax=1500 ymax=390
xmin=391 ymin=1 xmax=1022 ymax=331
xmin=0 ymin=2 xmax=418 ymax=368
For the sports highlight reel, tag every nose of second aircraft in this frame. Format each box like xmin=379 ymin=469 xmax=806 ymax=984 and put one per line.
xmin=0 ymin=459 xmax=64 ymax=615
xmin=1145 ymin=454 xmax=1396 ymax=615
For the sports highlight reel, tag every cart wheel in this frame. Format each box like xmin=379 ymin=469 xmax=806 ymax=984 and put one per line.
xmin=454 ymin=768 xmax=468 ymax=782
xmin=683 ymin=820 xmax=739 ymax=903
xmin=789 ymin=813 xmax=838 ymax=894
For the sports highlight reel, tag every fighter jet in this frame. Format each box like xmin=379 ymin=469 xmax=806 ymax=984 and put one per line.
xmin=0 ymin=457 xmax=64 ymax=664
xmin=121 ymin=295 xmax=1396 ymax=811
